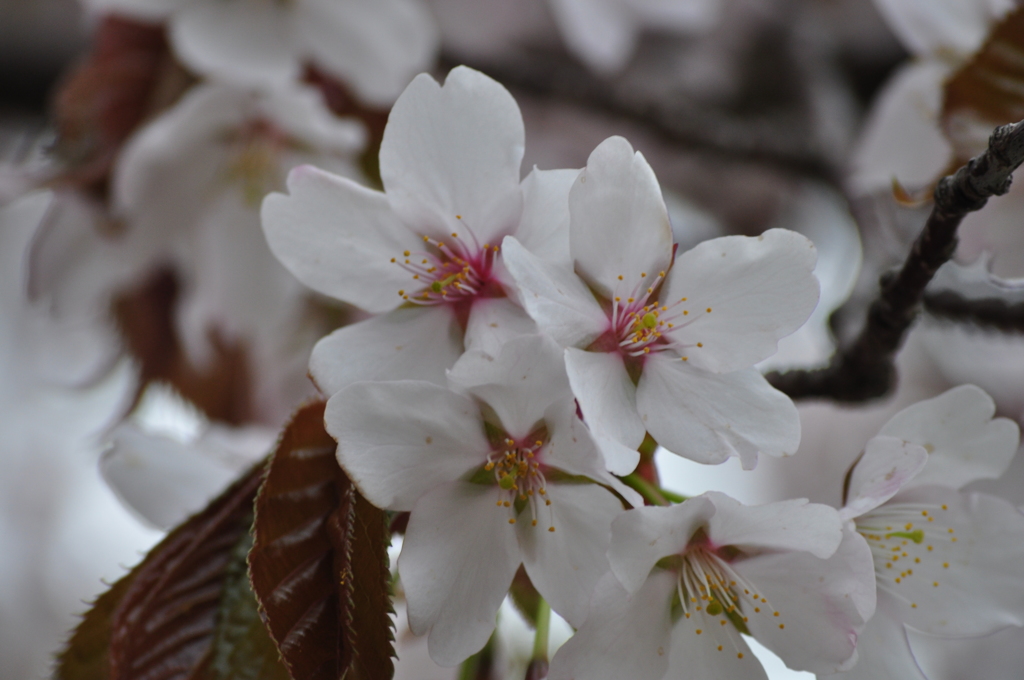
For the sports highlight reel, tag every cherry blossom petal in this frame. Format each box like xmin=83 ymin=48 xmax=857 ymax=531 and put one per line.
xmin=461 ymin=297 xmax=538 ymax=359
xmin=850 ymin=61 xmax=952 ymax=194
xmin=102 ymin=423 xmax=271 ymax=529
xmin=518 ymin=483 xmax=625 ymax=627
xmin=835 ymin=597 xmax=930 ymax=680
xmin=872 ymin=0 xmax=1012 ymax=57
xmin=547 ymin=0 xmax=636 ymax=74
xmin=565 ymin=347 xmax=645 ymax=473
xmin=327 ymin=381 xmax=487 ymax=511
xmin=609 ymin=498 xmax=717 ymax=594
xmin=661 ymin=229 xmax=819 ymax=374
xmin=379 ymin=67 xmax=524 ymax=245
xmin=876 ymin=485 xmax=1024 ymax=637
xmin=547 ymin=570 xmax=675 ymax=680
xmin=515 ymin=167 xmax=580 ymax=270
xmin=879 ymin=385 xmax=1020 ymax=490
xmin=296 ymin=0 xmax=437 ymax=106
xmin=309 ymin=306 xmax=463 ymax=396
xmin=400 ymin=481 xmax=521 ymax=666
xmin=501 ymin=236 xmax=608 ymax=348
xmin=262 ymin=165 xmax=417 ymax=313
xmin=705 ymin=492 xmax=843 ymax=560
xmin=171 ymin=0 xmax=298 ymax=87
xmin=666 ymin=606 xmax=766 ymax=680
xmin=113 ymin=83 xmax=240 ymax=228
xmin=257 ymin=84 xmax=366 ymax=152
xmin=737 ymin=525 xmax=875 ymax=674
xmin=840 ymin=436 xmax=930 ymax=522
xmin=448 ymin=334 xmax=570 ymax=437
xmin=627 ymin=0 xmax=722 ymax=31
xmin=637 ymin=358 xmax=800 ymax=468
xmin=569 ymin=136 xmax=673 ymax=300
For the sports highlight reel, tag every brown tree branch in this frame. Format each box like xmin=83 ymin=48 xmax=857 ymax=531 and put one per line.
xmin=923 ymin=290 xmax=1024 ymax=333
xmin=766 ymin=119 xmax=1024 ymax=401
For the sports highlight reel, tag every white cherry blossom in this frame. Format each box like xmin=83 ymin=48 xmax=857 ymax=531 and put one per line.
xmin=32 ymin=82 xmax=364 ymax=424
xmin=547 ymin=0 xmax=722 ymax=74
xmin=263 ymin=66 xmax=580 ymax=397
xmin=548 ymin=492 xmax=876 ymax=680
xmin=82 ymin=0 xmax=438 ymax=106
xmin=503 ymin=135 xmax=819 ymax=473
xmin=852 ymin=0 xmax=1015 ymax=193
xmin=326 ymin=334 xmax=640 ymax=667
xmin=834 ymin=385 xmax=1024 ymax=680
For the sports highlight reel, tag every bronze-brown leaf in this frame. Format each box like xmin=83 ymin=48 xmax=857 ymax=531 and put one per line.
xmin=943 ymin=7 xmax=1024 ymax=162
xmin=249 ymin=401 xmax=394 ymax=680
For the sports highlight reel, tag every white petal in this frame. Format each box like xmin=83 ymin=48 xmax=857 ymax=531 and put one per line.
xmin=875 ymin=486 xmax=1024 ymax=636
xmin=879 ymin=385 xmax=1020 ymax=490
xmin=379 ymin=67 xmax=524 ymax=246
xmin=327 ymin=381 xmax=488 ymax=511
xmin=547 ymin=0 xmax=637 ymax=74
xmin=101 ymin=424 xmax=248 ymax=529
xmin=637 ymin=359 xmax=800 ymax=468
xmin=518 ymin=483 xmax=624 ymax=627
xmin=565 ymin=347 xmax=646 ymax=473
xmin=448 ymin=334 xmax=570 ymax=437
xmin=547 ymin=570 xmax=674 ymax=680
xmin=737 ymin=525 xmax=875 ymax=674
xmin=872 ymin=0 xmax=1012 ymax=57
xmin=461 ymin=297 xmax=538 ymax=360
xmin=501 ymin=236 xmax=608 ymax=348
xmin=661 ymin=229 xmax=819 ymax=374
xmin=262 ymin=165 xmax=418 ymax=313
xmin=569 ymin=136 xmax=673 ymax=300
xmin=705 ymin=492 xmax=843 ymax=560
xmin=609 ymin=498 xmax=717 ymax=594
xmin=833 ymin=599 xmax=929 ymax=680
xmin=257 ymin=83 xmax=366 ymax=152
xmin=626 ymin=0 xmax=722 ymax=32
xmin=850 ymin=61 xmax=952 ymax=194
xmin=170 ymin=0 xmax=298 ymax=87
xmin=906 ymin=621 xmax=1024 ymax=680
xmin=515 ymin=167 xmax=580 ymax=270
xmin=666 ymin=606 xmax=767 ymax=680
xmin=309 ymin=306 xmax=463 ymax=396
xmin=297 ymin=0 xmax=438 ymax=107
xmin=840 ymin=436 xmax=930 ymax=522
xmin=400 ymin=481 xmax=521 ymax=666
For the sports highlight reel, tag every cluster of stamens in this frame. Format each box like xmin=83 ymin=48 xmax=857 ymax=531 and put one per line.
xmin=392 ymin=226 xmax=498 ymax=305
xmin=225 ymin=118 xmax=290 ymax=205
xmin=857 ymin=502 xmax=957 ymax=610
xmin=666 ymin=543 xmax=785 ymax=659
xmin=609 ymin=271 xmax=711 ymax=360
xmin=485 ymin=437 xmax=554 ymax=531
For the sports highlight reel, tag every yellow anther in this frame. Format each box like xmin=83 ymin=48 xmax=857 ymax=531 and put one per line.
xmin=943 ymin=562 xmax=949 ymax=568
xmin=390 ymin=257 xmax=397 ymax=263
xmin=695 ymin=630 xmax=702 ymax=635
xmin=737 ymin=653 xmax=744 ymax=659
xmin=933 ymin=582 xmax=939 ymax=587
xmin=706 ymin=307 xmax=712 ymax=313
xmin=548 ymin=526 xmax=555 ymax=532
xmin=509 ymin=518 xmax=516 ymax=524
xmin=451 ymin=232 xmax=458 ymax=237
xmin=532 ymin=519 xmax=538 ymax=526
xmin=618 ymin=275 xmax=624 ymax=281
xmin=779 ymin=624 xmax=785 ymax=630
xmin=697 ymin=342 xmax=703 ymax=348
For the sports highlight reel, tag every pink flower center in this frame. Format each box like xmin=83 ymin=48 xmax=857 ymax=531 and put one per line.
xmin=586 ymin=271 xmax=712 ymax=375
xmin=484 ymin=436 xmax=555 ymax=531
xmin=392 ymin=230 xmax=501 ymax=306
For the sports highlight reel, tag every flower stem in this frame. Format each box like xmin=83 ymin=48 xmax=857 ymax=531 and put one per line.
xmin=458 ymin=630 xmax=496 ymax=680
xmin=620 ymin=473 xmax=687 ymax=506
xmin=525 ymin=598 xmax=551 ymax=680
xmin=621 ymin=473 xmax=669 ymax=506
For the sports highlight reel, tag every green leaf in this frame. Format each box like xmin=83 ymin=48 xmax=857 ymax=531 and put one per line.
xmin=249 ymin=401 xmax=394 ymax=680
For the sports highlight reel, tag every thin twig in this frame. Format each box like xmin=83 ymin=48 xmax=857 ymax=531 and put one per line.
xmin=923 ymin=291 xmax=1024 ymax=333
xmin=767 ymin=119 xmax=1024 ymax=401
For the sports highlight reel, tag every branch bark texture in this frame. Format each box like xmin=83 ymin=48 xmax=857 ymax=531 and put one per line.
xmin=767 ymin=119 xmax=1024 ymax=401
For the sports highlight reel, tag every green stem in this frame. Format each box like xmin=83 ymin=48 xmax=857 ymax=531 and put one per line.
xmin=621 ymin=473 xmax=669 ymax=506
xmin=659 ymin=487 xmax=688 ymax=504
xmin=620 ymin=474 xmax=688 ymax=506
xmin=458 ymin=630 xmax=495 ymax=680
xmin=532 ymin=597 xmax=551 ymax=661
